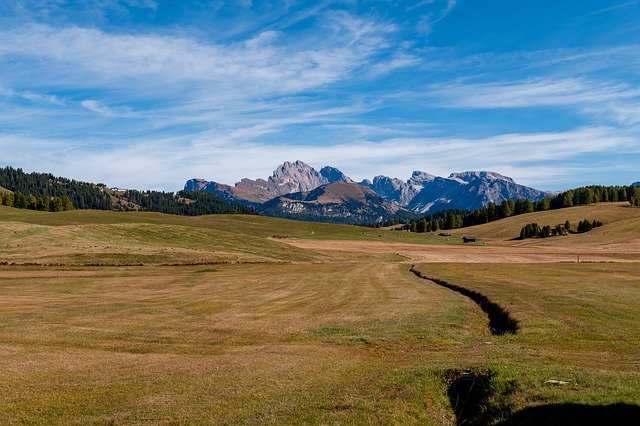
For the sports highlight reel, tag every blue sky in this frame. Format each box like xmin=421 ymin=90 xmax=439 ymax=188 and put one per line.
xmin=1 ymin=0 xmax=639 ymax=191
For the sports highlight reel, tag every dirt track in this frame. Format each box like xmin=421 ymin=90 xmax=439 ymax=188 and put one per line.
xmin=284 ymin=240 xmax=640 ymax=263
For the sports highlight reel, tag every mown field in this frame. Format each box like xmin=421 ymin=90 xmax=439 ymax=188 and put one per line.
xmin=0 ymin=204 xmax=638 ymax=424
xmin=461 ymin=202 xmax=640 ymax=244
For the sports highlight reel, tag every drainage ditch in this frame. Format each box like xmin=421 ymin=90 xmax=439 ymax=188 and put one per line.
xmin=410 ymin=266 xmax=519 ymax=335
xmin=446 ymin=369 xmax=516 ymax=425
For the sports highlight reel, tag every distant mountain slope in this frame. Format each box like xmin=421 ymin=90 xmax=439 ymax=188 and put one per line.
xmin=633 ymin=181 xmax=640 ymax=186
xmin=320 ymin=166 xmax=354 ymax=184
xmin=188 ymin=161 xmax=553 ymax=221
xmin=407 ymin=171 xmax=550 ymax=213
xmin=186 ymin=161 xmax=329 ymax=204
xmin=261 ymin=181 xmax=414 ymax=224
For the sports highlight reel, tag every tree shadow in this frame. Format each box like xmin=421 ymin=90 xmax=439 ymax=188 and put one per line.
xmin=496 ymin=403 xmax=640 ymax=425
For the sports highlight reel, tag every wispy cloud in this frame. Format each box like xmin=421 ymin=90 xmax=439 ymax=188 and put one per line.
xmin=2 ymin=126 xmax=635 ymax=191
xmin=429 ymin=77 xmax=640 ymax=109
xmin=0 ymin=86 xmax=65 ymax=106
xmin=81 ymin=100 xmax=133 ymax=117
xmin=0 ymin=1 xmax=639 ymax=191
xmin=416 ymin=0 xmax=457 ymax=35
xmin=0 ymin=16 xmax=391 ymax=93
xmin=587 ymin=1 xmax=638 ymax=16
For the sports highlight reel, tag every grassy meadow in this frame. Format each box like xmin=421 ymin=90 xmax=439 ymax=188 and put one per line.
xmin=0 ymin=203 xmax=639 ymax=424
xmin=460 ymin=202 xmax=640 ymax=243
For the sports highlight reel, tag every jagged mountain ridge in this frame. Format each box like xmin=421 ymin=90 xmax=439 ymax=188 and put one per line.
xmin=185 ymin=160 xmax=329 ymax=204
xmin=186 ymin=161 xmax=553 ymax=222
xmin=260 ymin=181 xmax=411 ymax=224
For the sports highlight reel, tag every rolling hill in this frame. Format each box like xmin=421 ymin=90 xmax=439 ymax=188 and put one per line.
xmin=457 ymin=202 xmax=640 ymax=245
xmin=1 ymin=198 xmax=639 ymax=423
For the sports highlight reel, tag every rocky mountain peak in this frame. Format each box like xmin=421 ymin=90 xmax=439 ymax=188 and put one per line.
xmin=185 ymin=162 xmax=552 ymax=218
xmin=270 ymin=160 xmax=328 ymax=192
xmin=409 ymin=171 xmax=437 ymax=184
xmin=450 ymin=171 xmax=515 ymax=183
xmin=184 ymin=178 xmax=209 ymax=191
xmin=372 ymin=175 xmax=405 ymax=189
xmin=320 ymin=166 xmax=354 ymax=183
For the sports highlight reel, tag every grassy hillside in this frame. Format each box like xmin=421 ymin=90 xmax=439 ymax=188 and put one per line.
xmin=0 ymin=205 xmax=444 ymax=256
xmin=1 ymin=204 xmax=639 ymax=423
xmin=459 ymin=202 xmax=640 ymax=244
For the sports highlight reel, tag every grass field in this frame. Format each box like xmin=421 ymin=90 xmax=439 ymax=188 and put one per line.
xmin=461 ymin=202 xmax=640 ymax=244
xmin=0 ymin=203 xmax=638 ymax=424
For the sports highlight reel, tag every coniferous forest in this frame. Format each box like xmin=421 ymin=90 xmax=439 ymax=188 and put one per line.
xmin=394 ymin=184 xmax=640 ymax=233
xmin=0 ymin=167 xmax=256 ymax=216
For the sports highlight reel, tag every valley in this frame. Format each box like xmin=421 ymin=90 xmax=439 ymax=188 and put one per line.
xmin=1 ymin=202 xmax=638 ymax=424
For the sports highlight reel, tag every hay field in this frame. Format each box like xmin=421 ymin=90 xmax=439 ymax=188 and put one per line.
xmin=461 ymin=202 xmax=640 ymax=244
xmin=0 ymin=203 xmax=639 ymax=424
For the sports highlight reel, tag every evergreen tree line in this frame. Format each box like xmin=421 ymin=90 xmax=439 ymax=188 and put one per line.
xmin=397 ymin=184 xmax=640 ymax=233
xmin=0 ymin=167 xmax=256 ymax=216
xmin=121 ymin=190 xmax=257 ymax=216
xmin=0 ymin=191 xmax=74 ymax=212
xmin=0 ymin=166 xmax=111 ymax=210
xmin=519 ymin=219 xmax=602 ymax=239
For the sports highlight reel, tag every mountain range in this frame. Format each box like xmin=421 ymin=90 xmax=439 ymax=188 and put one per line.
xmin=185 ymin=161 xmax=553 ymax=223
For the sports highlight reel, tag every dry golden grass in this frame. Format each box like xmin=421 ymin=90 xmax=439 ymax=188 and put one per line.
xmin=0 ymin=261 xmax=484 ymax=424
xmin=412 ymin=262 xmax=640 ymax=413
xmin=0 ymin=203 xmax=638 ymax=423
xmin=283 ymin=238 xmax=640 ymax=263
xmin=461 ymin=202 xmax=640 ymax=244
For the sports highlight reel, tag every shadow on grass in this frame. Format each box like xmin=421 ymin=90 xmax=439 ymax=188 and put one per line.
xmin=445 ymin=369 xmax=516 ymax=425
xmin=496 ymin=403 xmax=640 ymax=425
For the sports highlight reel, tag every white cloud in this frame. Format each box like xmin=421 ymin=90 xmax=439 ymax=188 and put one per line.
xmin=429 ymin=77 xmax=640 ymax=109
xmin=587 ymin=1 xmax=638 ymax=16
xmin=0 ymin=18 xmax=391 ymax=95
xmin=1 ymin=5 xmax=638 ymax=193
xmin=416 ymin=0 xmax=457 ymax=35
xmin=1 ymin=126 xmax=636 ymax=191
xmin=0 ymin=86 xmax=65 ymax=106
xmin=81 ymin=99 xmax=132 ymax=117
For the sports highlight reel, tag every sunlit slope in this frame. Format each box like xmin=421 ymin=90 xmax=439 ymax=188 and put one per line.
xmin=0 ymin=206 xmax=432 ymax=265
xmin=460 ymin=202 xmax=640 ymax=244
xmin=0 ymin=207 xmax=322 ymax=265
xmin=0 ymin=205 xmax=433 ymax=241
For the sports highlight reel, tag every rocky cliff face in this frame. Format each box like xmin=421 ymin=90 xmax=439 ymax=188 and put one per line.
xmin=360 ymin=170 xmax=550 ymax=213
xmin=185 ymin=161 xmax=552 ymax=222
xmin=320 ymin=166 xmax=354 ymax=184
xmin=404 ymin=171 xmax=550 ymax=213
xmin=361 ymin=171 xmax=438 ymax=207
xmin=186 ymin=161 xmax=329 ymax=204
xmin=261 ymin=181 xmax=412 ymax=224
